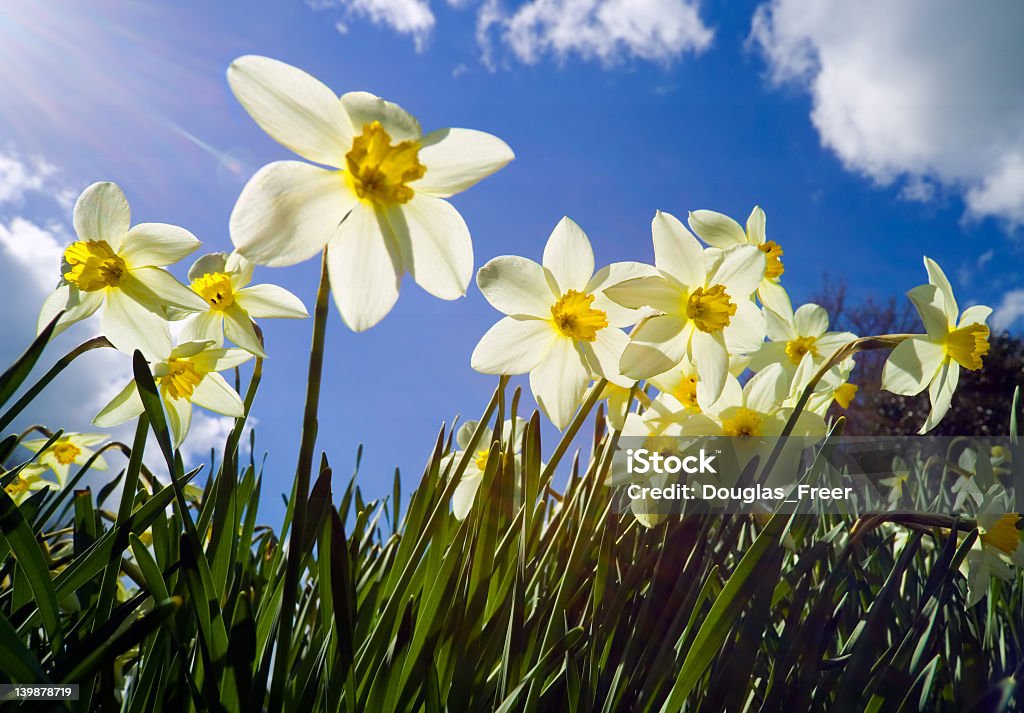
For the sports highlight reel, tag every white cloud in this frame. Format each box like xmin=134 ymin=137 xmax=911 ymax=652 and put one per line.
xmin=309 ymin=0 xmax=435 ymax=50
xmin=750 ymin=0 xmax=1024 ymax=226
xmin=992 ymin=289 xmax=1024 ymax=332
xmin=483 ymin=0 xmax=713 ymax=65
xmin=0 ymin=151 xmax=56 ymax=204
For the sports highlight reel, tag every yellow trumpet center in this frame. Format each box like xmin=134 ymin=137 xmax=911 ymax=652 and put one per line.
xmin=5 ymin=476 xmax=31 ymax=497
xmin=161 ymin=359 xmax=202 ymax=401
xmin=551 ymin=290 xmax=608 ymax=342
xmin=686 ymin=284 xmax=736 ymax=333
xmin=722 ymin=407 xmax=763 ymax=438
xmin=672 ymin=375 xmax=701 ymax=413
xmin=834 ymin=382 xmax=858 ymax=409
xmin=63 ymin=240 xmax=127 ymax=291
xmin=192 ymin=272 xmax=235 ymax=311
xmin=53 ymin=441 xmax=82 ymax=466
xmin=785 ymin=335 xmax=819 ymax=365
xmin=345 ymin=121 xmax=426 ymax=205
xmin=944 ymin=323 xmax=990 ymax=371
xmin=981 ymin=513 xmax=1022 ymax=555
xmin=474 ymin=448 xmax=491 ymax=472
xmin=759 ymin=240 xmax=784 ymax=280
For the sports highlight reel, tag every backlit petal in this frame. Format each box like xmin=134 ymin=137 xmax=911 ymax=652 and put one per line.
xmin=101 ymin=289 xmax=172 ymax=361
xmin=652 ymin=211 xmax=704 ymax=285
xmin=687 ymin=209 xmax=746 ymax=248
xmin=73 ymin=182 xmax=130 ymax=250
xmin=413 ymin=128 xmax=514 ymax=198
xmin=881 ymin=336 xmax=945 ymax=396
xmin=119 ymin=223 xmax=200 ymax=268
xmin=476 ymin=255 xmax=554 ymax=318
xmin=235 ymin=284 xmax=309 ymax=319
xmin=542 ymin=217 xmax=594 ymax=293
xmin=530 ymin=338 xmax=590 ymax=429
xmin=386 ymin=194 xmax=472 ymax=300
xmin=471 ymin=317 xmax=554 ymax=374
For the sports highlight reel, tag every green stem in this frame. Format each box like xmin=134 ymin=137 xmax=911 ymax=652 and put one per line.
xmin=269 ymin=251 xmax=331 ymax=710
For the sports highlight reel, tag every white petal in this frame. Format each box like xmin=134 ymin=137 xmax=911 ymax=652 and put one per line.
xmin=747 ymin=341 xmax=788 ymax=373
xmin=907 ymin=284 xmax=950 ymax=340
xmin=603 ymin=275 xmax=682 ymax=313
xmin=38 ymin=286 xmax=103 ymax=337
xmin=582 ymin=328 xmax=631 ymax=385
xmin=757 ymin=279 xmax=791 ymax=315
xmin=226 ymin=252 xmax=255 ymax=288
xmin=93 ymin=380 xmax=144 ymax=427
xmin=692 ymin=331 xmax=730 ymax=404
xmin=586 ymin=261 xmax=658 ymax=328
xmin=764 ymin=304 xmax=795 ymax=342
xmin=327 ymin=202 xmax=403 ymax=332
xmin=452 ymin=473 xmax=484 ymax=520
xmin=163 ymin=393 xmax=193 ymax=450
xmin=122 ymin=268 xmax=208 ymax=313
xmin=746 ymin=206 xmax=766 ymax=245
xmin=542 ymin=217 xmax=594 ymax=293
xmin=230 ymin=161 xmax=354 ymax=267
xmin=921 ymin=361 xmax=959 ymax=434
xmin=723 ymin=300 xmax=767 ymax=354
xmin=618 ymin=314 xmax=688 ymax=380
xmin=192 ymin=372 xmax=245 ymax=418
xmin=223 ymin=305 xmax=267 ymax=357
xmin=341 ymin=91 xmax=421 ymax=141
xmin=744 ymin=363 xmax=788 ymax=413
xmin=188 ymin=253 xmax=229 ymax=282
xmin=386 ymin=194 xmax=471 ymax=300
xmin=881 ymin=337 xmax=945 ymax=396
xmin=815 ymin=332 xmax=856 ymax=362
xmin=191 ymin=348 xmax=253 ymax=373
xmin=476 ymin=256 xmax=554 ymax=318
xmin=101 ymin=289 xmax=172 ymax=361
xmin=530 ymin=338 xmax=590 ymax=430
xmin=471 ymin=317 xmax=554 ymax=374
xmin=73 ymin=182 xmax=130 ymax=249
xmin=793 ymin=303 xmax=829 ymax=338
xmin=227 ymin=55 xmax=352 ymax=166
xmin=119 ymin=224 xmax=200 ymax=268
xmin=235 ymin=284 xmax=309 ymax=319
xmin=959 ymin=305 xmax=993 ymax=327
xmin=707 ymin=244 xmax=764 ymax=299
xmin=413 ymin=128 xmax=514 ymax=198
xmin=180 ymin=311 xmax=225 ymax=348
xmin=652 ymin=211 xmax=704 ymax=285
xmin=687 ymin=209 xmax=746 ymax=248
xmin=923 ymin=256 xmax=958 ymax=326
xmin=455 ymin=420 xmax=479 ymax=451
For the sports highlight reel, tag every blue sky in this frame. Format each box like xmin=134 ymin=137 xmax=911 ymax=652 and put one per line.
xmin=1 ymin=0 xmax=1022 ymax=525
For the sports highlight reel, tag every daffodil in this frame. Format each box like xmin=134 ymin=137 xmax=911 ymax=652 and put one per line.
xmin=750 ymin=302 xmax=856 ymax=377
xmin=444 ymin=419 xmax=523 ymax=520
xmin=21 ymin=432 xmax=109 ymax=486
xmin=94 ymin=340 xmax=252 ymax=449
xmin=962 ymin=491 xmax=1024 ymax=606
xmin=687 ymin=206 xmax=789 ymax=312
xmin=37 ymin=182 xmax=208 ymax=359
xmin=605 ymin=211 xmax=766 ymax=404
xmin=646 ymin=355 xmax=747 ymax=416
xmin=471 ymin=217 xmax=652 ymax=429
xmin=226 ymin=55 xmax=514 ymax=332
xmin=881 ymin=257 xmax=992 ymax=434
xmin=797 ymin=356 xmax=859 ymax=416
xmin=181 ymin=251 xmax=308 ymax=357
xmin=3 ymin=465 xmax=58 ymax=505
xmin=610 ymin=402 xmax=686 ymax=528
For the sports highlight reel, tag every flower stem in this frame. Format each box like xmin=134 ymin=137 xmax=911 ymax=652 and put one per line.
xmin=269 ymin=251 xmax=331 ymax=709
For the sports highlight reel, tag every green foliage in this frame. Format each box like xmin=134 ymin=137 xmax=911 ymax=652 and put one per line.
xmin=0 ymin=319 xmax=1022 ymax=712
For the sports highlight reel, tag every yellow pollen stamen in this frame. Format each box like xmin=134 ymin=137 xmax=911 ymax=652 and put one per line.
xmin=550 ymin=290 xmax=608 ymax=341
xmin=944 ymin=322 xmax=990 ymax=371
xmin=834 ymin=382 xmax=858 ymax=409
xmin=191 ymin=272 xmax=235 ymax=310
xmin=474 ymin=448 xmax=491 ymax=472
xmin=672 ymin=376 xmax=701 ymax=412
xmin=722 ymin=407 xmax=763 ymax=438
xmin=6 ymin=477 xmax=31 ymax=497
xmin=53 ymin=441 xmax=82 ymax=466
xmin=160 ymin=359 xmax=203 ymax=401
xmin=345 ymin=121 xmax=426 ymax=205
xmin=686 ymin=284 xmax=736 ymax=333
xmin=785 ymin=335 xmax=819 ymax=365
xmin=759 ymin=240 xmax=784 ymax=280
xmin=981 ymin=514 xmax=1022 ymax=555
xmin=63 ymin=240 xmax=127 ymax=291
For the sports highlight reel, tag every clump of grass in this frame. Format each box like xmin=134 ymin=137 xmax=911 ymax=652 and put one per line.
xmin=0 ymin=319 xmax=1021 ymax=713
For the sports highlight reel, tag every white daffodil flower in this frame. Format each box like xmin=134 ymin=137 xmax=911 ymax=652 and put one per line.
xmin=795 ymin=356 xmax=859 ymax=416
xmin=687 ymin=206 xmax=788 ymax=313
xmin=881 ymin=257 xmax=992 ymax=434
xmin=962 ymin=490 xmax=1024 ymax=607
xmin=605 ymin=211 xmax=766 ymax=404
xmin=181 ymin=251 xmax=308 ymax=358
xmin=444 ymin=419 xmax=523 ymax=520
xmin=471 ymin=217 xmax=652 ymax=429
xmin=21 ymin=432 xmax=109 ymax=487
xmin=37 ymin=182 xmax=208 ymax=359
xmin=750 ymin=302 xmax=856 ymax=378
xmin=647 ymin=355 xmax=747 ymax=417
xmin=226 ymin=55 xmax=514 ymax=332
xmin=612 ymin=403 xmax=686 ymax=529
xmin=4 ymin=465 xmax=58 ymax=505
xmin=94 ymin=340 xmax=253 ymax=449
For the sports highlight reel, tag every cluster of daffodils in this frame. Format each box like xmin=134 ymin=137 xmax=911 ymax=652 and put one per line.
xmin=4 ymin=432 xmax=108 ymax=505
xmin=36 ymin=181 xmax=308 ymax=449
